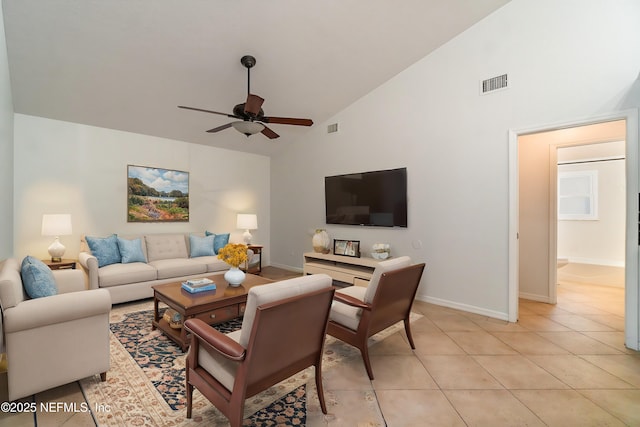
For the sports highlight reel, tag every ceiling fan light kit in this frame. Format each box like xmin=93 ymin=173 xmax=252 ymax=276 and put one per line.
xmin=179 ymin=55 xmax=313 ymax=140
xmin=232 ymin=121 xmax=264 ymax=136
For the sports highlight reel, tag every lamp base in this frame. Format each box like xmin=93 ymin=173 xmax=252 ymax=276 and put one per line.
xmin=48 ymin=237 xmax=66 ymax=263
xmin=242 ymin=230 xmax=253 ymax=245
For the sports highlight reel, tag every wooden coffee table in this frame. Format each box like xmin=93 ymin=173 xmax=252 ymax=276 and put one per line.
xmin=152 ymin=273 xmax=273 ymax=351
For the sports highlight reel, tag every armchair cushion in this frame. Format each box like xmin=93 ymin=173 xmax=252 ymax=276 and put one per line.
xmin=0 ymin=258 xmax=26 ymax=308
xmin=363 ymin=256 xmax=411 ymax=304
xmin=117 ymin=237 xmax=146 ymax=263
xmin=3 ymin=288 xmax=111 ymax=333
xmin=196 ymin=329 xmax=243 ymax=391
xmin=20 ymin=256 xmax=57 ymax=299
xmin=330 ymin=286 xmax=367 ymax=331
xmin=86 ymin=234 xmax=121 ymax=267
xmin=239 ymin=274 xmax=332 ymax=348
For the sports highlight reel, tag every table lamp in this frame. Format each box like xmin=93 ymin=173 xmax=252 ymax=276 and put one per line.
xmin=236 ymin=214 xmax=257 ymax=245
xmin=41 ymin=214 xmax=72 ymax=262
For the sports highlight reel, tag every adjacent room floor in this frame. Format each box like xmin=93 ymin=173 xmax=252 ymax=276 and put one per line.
xmin=1 ymin=266 xmax=637 ymax=426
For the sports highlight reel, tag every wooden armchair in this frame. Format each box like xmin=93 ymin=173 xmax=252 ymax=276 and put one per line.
xmin=183 ymin=274 xmax=335 ymax=426
xmin=327 ymin=256 xmax=425 ymax=380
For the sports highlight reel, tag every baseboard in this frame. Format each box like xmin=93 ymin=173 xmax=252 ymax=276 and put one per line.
xmin=518 ymin=292 xmax=552 ymax=303
xmin=415 ymin=294 xmax=509 ymax=321
xmin=269 ymin=263 xmax=303 ymax=274
xmin=559 ymin=257 xmax=625 ymax=268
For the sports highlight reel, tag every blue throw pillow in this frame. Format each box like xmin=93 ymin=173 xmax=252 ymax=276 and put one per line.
xmin=117 ymin=237 xmax=146 ymax=263
xmin=86 ymin=234 xmax=121 ymax=267
xmin=189 ymin=234 xmax=215 ymax=257
xmin=21 ymin=256 xmax=57 ymax=298
xmin=206 ymin=231 xmax=230 ymax=254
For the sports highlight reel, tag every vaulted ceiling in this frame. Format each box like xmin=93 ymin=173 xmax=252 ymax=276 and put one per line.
xmin=3 ymin=0 xmax=510 ymax=156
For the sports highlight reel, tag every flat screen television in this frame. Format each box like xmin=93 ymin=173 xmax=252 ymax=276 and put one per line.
xmin=325 ymin=167 xmax=407 ymax=227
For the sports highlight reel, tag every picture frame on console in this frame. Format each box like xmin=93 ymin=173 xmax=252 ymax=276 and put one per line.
xmin=333 ymin=239 xmax=360 ymax=258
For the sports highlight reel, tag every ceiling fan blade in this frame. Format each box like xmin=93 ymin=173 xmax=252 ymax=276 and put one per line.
xmin=178 ymin=105 xmax=239 ymax=118
xmin=244 ymin=94 xmax=264 ymax=116
xmin=262 ymin=116 xmax=313 ymax=126
xmin=261 ymin=126 xmax=280 ymax=139
xmin=206 ymin=123 xmax=233 ymax=133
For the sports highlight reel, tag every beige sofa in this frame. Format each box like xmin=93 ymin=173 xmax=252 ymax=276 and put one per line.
xmin=78 ymin=233 xmax=235 ymax=304
xmin=0 ymin=257 xmax=111 ymax=401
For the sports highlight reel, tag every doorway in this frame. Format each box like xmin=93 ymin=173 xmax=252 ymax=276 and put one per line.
xmin=556 ymin=142 xmax=626 ymax=293
xmin=508 ymin=110 xmax=639 ymax=351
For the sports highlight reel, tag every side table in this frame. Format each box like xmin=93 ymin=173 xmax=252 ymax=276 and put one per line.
xmin=42 ymin=259 xmax=77 ymax=270
xmin=246 ymin=245 xmax=263 ymax=275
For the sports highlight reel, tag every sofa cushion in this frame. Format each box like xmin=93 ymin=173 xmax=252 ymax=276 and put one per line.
xmin=148 ymin=259 xmax=207 ymax=280
xmin=86 ymin=234 xmax=121 ymax=267
xmin=0 ymin=258 xmax=27 ymax=308
xmin=97 ymin=262 xmax=157 ymax=287
xmin=189 ymin=234 xmax=216 ymax=257
xmin=20 ymin=256 xmax=58 ymax=299
xmin=117 ymin=237 xmax=147 ymax=264
xmin=145 ymin=234 xmax=188 ymax=262
xmin=206 ymin=231 xmax=230 ymax=254
xmin=189 ymin=256 xmax=230 ymax=273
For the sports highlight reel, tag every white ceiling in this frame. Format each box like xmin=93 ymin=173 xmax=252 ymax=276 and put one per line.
xmin=2 ymin=0 xmax=510 ymax=156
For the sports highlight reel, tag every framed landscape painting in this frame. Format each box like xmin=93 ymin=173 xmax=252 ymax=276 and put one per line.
xmin=127 ymin=165 xmax=189 ymax=222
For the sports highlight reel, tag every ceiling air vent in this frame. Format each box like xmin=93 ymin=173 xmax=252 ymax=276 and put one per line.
xmin=480 ymin=74 xmax=508 ymax=95
xmin=327 ymin=123 xmax=339 ymax=134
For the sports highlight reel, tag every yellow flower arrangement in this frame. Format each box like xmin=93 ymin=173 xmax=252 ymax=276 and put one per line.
xmin=217 ymin=243 xmax=248 ymax=268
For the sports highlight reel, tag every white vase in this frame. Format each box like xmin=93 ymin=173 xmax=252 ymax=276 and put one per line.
xmin=312 ymin=229 xmax=331 ymax=254
xmin=224 ymin=267 xmax=246 ymax=287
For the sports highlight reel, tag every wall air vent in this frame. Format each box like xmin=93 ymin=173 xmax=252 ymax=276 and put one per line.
xmin=327 ymin=123 xmax=339 ymax=134
xmin=480 ymin=74 xmax=508 ymax=95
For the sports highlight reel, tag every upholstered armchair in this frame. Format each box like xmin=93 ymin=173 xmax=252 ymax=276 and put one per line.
xmin=183 ymin=274 xmax=335 ymax=426
xmin=328 ymin=256 xmax=425 ymax=379
xmin=0 ymin=257 xmax=112 ymax=401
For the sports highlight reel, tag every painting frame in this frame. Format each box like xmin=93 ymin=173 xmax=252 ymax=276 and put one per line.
xmin=127 ymin=165 xmax=190 ymax=223
xmin=333 ymin=239 xmax=360 ymax=258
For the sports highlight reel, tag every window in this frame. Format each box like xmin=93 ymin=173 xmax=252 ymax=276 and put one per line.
xmin=558 ymin=170 xmax=598 ymax=220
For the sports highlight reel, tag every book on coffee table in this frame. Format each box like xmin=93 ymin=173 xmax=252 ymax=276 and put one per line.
xmin=181 ymin=278 xmax=216 ymax=293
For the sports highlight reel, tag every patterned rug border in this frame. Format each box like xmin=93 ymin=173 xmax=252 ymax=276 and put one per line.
xmin=81 ymin=300 xmax=422 ymax=426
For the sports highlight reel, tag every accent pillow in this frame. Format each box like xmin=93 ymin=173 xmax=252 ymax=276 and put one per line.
xmin=117 ymin=237 xmax=146 ymax=263
xmin=20 ymin=256 xmax=58 ymax=299
xmin=206 ymin=231 xmax=230 ymax=254
xmin=189 ymin=234 xmax=215 ymax=257
xmin=86 ymin=234 xmax=121 ymax=267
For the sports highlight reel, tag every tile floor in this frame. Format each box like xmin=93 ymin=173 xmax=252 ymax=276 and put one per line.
xmin=1 ymin=267 xmax=638 ymax=426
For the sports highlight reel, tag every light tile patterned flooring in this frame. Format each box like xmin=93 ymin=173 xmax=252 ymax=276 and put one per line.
xmin=1 ymin=267 xmax=638 ymax=426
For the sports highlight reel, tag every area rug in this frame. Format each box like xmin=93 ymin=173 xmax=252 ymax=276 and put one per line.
xmin=80 ymin=300 xmax=420 ymax=426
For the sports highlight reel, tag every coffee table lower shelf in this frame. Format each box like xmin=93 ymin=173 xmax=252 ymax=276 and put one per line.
xmin=151 ymin=273 xmax=274 ymax=351
xmin=152 ymin=304 xmax=240 ymax=351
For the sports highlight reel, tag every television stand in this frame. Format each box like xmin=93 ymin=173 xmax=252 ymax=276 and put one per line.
xmin=303 ymin=252 xmax=381 ymax=287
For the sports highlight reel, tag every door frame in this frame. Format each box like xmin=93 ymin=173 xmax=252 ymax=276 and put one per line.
xmin=508 ymin=109 xmax=639 ymax=350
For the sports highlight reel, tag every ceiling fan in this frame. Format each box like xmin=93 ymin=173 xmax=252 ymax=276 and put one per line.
xmin=178 ymin=55 xmax=313 ymax=139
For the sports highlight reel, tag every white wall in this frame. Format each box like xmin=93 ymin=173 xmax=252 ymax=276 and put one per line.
xmin=0 ymin=5 xmax=14 ymax=259
xmin=13 ymin=114 xmax=271 ymax=262
xmin=271 ymin=0 xmax=640 ymax=319
xmin=558 ymin=142 xmax=626 ymax=266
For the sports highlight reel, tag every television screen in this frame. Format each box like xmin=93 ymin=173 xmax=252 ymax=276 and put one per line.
xmin=325 ymin=167 xmax=407 ymax=227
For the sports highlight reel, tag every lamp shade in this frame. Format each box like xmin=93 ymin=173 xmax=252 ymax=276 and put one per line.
xmin=231 ymin=121 xmax=264 ymax=136
xmin=41 ymin=214 xmax=72 ymax=236
xmin=236 ymin=214 xmax=258 ymax=230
